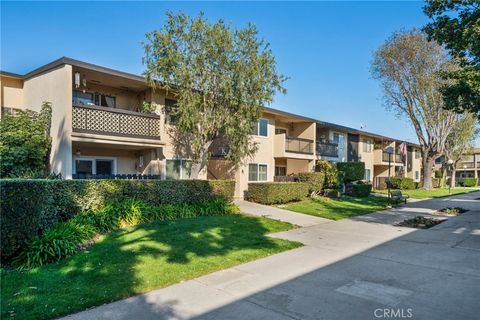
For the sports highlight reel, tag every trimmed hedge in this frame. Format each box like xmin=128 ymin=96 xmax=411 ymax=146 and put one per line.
xmin=0 ymin=179 xmax=235 ymax=262
xmin=337 ymin=162 xmax=365 ymax=182
xmin=389 ymin=177 xmax=416 ymax=190
xmin=461 ymin=178 xmax=478 ymax=187
xmin=345 ymin=183 xmax=372 ymax=197
xmin=245 ymin=182 xmax=309 ymax=205
xmin=297 ymin=172 xmax=325 ymax=193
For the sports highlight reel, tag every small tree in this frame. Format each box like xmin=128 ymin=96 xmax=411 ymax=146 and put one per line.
xmin=443 ymin=113 xmax=478 ymax=188
xmin=143 ymin=12 xmax=286 ymax=178
xmin=371 ymin=30 xmax=460 ymax=190
xmin=0 ymin=102 xmax=52 ymax=178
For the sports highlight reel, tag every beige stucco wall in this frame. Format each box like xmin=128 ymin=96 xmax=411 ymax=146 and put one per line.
xmin=1 ymin=76 xmax=24 ymax=111
xmin=286 ymin=158 xmax=312 ymax=175
xmin=23 ymin=65 xmax=73 ymax=178
xmin=358 ymin=135 xmax=374 ymax=181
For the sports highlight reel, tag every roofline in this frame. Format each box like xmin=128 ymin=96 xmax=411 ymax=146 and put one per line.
xmin=4 ymin=57 xmax=420 ymax=147
xmin=264 ymin=106 xmax=420 ymax=147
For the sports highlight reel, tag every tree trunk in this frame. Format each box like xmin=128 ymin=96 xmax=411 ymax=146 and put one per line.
xmin=422 ymin=156 xmax=435 ymax=190
xmin=441 ymin=166 xmax=447 ymax=188
xmin=189 ymin=142 xmax=212 ymax=179
xmin=450 ymin=168 xmax=457 ymax=188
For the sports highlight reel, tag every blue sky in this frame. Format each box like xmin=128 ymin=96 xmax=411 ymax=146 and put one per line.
xmin=2 ymin=1 xmax=432 ymax=143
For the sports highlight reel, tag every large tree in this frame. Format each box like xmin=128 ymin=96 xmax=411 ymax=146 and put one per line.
xmin=443 ymin=113 xmax=478 ymax=188
xmin=371 ymin=30 xmax=460 ymax=189
xmin=424 ymin=0 xmax=480 ymax=117
xmin=143 ymin=12 xmax=286 ymax=178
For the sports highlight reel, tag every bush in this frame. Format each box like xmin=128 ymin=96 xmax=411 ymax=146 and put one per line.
xmin=0 ymin=179 xmax=235 ymax=262
xmin=389 ymin=177 xmax=416 ymax=190
xmin=315 ymin=160 xmax=341 ymax=188
xmin=245 ymin=182 xmax=309 ymax=205
xmin=345 ymin=183 xmax=372 ymax=197
xmin=14 ymin=198 xmax=237 ymax=269
xmin=297 ymin=172 xmax=325 ymax=194
xmin=461 ymin=178 xmax=478 ymax=187
xmin=336 ymin=162 xmax=365 ymax=183
xmin=432 ymin=178 xmax=440 ymax=188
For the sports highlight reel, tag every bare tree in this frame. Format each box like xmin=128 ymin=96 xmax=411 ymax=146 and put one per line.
xmin=371 ymin=30 xmax=460 ymax=189
xmin=443 ymin=113 xmax=478 ymax=188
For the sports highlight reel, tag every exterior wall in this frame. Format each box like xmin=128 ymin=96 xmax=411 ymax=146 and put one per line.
xmin=358 ymin=135 xmax=374 ymax=182
xmin=0 ymin=76 xmax=24 ymax=112
xmin=408 ymin=148 xmax=422 ymax=181
xmin=23 ymin=65 xmax=73 ymax=178
xmin=286 ymin=158 xmax=313 ymax=175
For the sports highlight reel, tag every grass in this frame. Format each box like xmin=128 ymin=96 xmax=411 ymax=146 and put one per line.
xmin=373 ymin=187 xmax=477 ymax=199
xmin=278 ymin=196 xmax=389 ymax=220
xmin=1 ymin=215 xmax=301 ymax=320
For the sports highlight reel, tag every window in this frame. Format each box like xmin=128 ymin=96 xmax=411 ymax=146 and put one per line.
xmin=166 ymin=159 xmax=192 ymax=179
xmin=364 ymin=168 xmax=371 ymax=182
xmin=252 ymin=119 xmax=268 ymax=137
xmin=415 ymin=150 xmax=421 ymax=159
xmin=73 ymin=157 xmax=116 ymax=177
xmin=275 ymin=128 xmax=287 ymax=135
xmin=165 ymin=99 xmax=178 ymax=124
xmin=248 ymin=163 xmax=268 ymax=181
xmin=415 ymin=171 xmax=419 ymax=180
xmin=333 ymin=133 xmax=340 ymax=144
xmin=73 ymin=91 xmax=94 ymax=106
xmin=275 ymin=166 xmax=286 ymax=176
xmin=362 ymin=140 xmax=373 ymax=152
xmin=95 ymin=93 xmax=116 ymax=108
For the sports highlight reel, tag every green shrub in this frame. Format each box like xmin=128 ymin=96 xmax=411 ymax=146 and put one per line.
xmin=389 ymin=177 xmax=416 ymax=190
xmin=345 ymin=183 xmax=372 ymax=197
xmin=0 ymin=179 xmax=235 ymax=262
xmin=461 ymin=178 xmax=478 ymax=187
xmin=315 ymin=160 xmax=340 ymax=188
xmin=14 ymin=198 xmax=237 ymax=269
xmin=297 ymin=172 xmax=325 ymax=194
xmin=245 ymin=182 xmax=309 ymax=205
xmin=336 ymin=162 xmax=365 ymax=182
xmin=432 ymin=178 xmax=440 ymax=188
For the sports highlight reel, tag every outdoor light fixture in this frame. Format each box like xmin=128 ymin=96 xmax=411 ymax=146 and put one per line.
xmin=75 ymin=148 xmax=81 ymax=156
xmin=74 ymin=72 xmax=81 ymax=88
xmin=447 ymin=159 xmax=454 ymax=194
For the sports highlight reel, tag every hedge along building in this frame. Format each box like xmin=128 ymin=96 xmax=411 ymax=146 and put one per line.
xmin=0 ymin=57 xmax=423 ymax=198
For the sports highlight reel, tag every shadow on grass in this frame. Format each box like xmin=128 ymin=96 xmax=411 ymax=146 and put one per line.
xmin=1 ymin=214 xmax=299 ymax=320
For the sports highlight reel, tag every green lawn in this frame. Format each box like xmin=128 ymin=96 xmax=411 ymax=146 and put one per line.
xmin=1 ymin=215 xmax=301 ymax=320
xmin=373 ymin=187 xmax=477 ymax=199
xmin=278 ymin=196 xmax=389 ymax=220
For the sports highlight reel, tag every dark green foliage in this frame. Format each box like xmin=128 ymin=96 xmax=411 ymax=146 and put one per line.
xmin=461 ymin=177 xmax=478 ymax=187
xmin=0 ymin=103 xmax=52 ymax=177
xmin=0 ymin=179 xmax=235 ymax=262
xmin=245 ymin=182 xmax=309 ymax=205
xmin=424 ymin=0 xmax=480 ymax=116
xmin=297 ymin=172 xmax=325 ymax=193
xmin=389 ymin=177 xmax=417 ymax=190
xmin=336 ymin=162 xmax=365 ymax=183
xmin=345 ymin=183 xmax=372 ymax=197
xmin=315 ymin=160 xmax=341 ymax=188
xmin=15 ymin=198 xmax=237 ymax=269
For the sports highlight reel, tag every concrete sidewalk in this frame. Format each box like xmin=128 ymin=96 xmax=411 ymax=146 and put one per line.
xmin=235 ymin=199 xmax=330 ymax=227
xmin=63 ymin=191 xmax=480 ymax=320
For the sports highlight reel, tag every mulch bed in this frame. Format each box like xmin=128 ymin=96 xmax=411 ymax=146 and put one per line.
xmin=433 ymin=207 xmax=468 ymax=216
xmin=396 ymin=216 xmax=447 ymax=229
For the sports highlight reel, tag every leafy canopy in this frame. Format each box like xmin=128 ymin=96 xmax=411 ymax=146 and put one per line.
xmin=143 ymin=12 xmax=286 ymax=177
xmin=0 ymin=103 xmax=52 ymax=178
xmin=424 ymin=0 xmax=480 ymax=116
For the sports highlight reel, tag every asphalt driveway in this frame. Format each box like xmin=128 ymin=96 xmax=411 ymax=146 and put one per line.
xmin=63 ymin=191 xmax=480 ymax=320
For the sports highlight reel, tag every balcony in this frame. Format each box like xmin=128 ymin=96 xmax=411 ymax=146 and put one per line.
xmin=374 ymin=149 xmax=404 ymax=165
xmin=72 ymin=105 xmax=161 ymax=140
xmin=316 ymin=140 xmax=338 ymax=157
xmin=381 ymin=152 xmax=403 ymax=163
xmin=457 ymin=162 xmax=475 ymax=169
xmin=274 ymin=134 xmax=314 ymax=159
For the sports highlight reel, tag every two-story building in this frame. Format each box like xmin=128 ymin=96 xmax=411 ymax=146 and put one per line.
xmin=1 ymin=57 xmax=423 ymax=198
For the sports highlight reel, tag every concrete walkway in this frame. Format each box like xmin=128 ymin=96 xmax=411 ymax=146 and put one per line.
xmin=235 ymin=199 xmax=330 ymax=227
xmin=62 ymin=191 xmax=480 ymax=320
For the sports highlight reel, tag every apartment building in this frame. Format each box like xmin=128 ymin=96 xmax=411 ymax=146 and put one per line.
xmin=455 ymin=148 xmax=480 ymax=180
xmin=1 ymin=57 xmax=422 ymax=198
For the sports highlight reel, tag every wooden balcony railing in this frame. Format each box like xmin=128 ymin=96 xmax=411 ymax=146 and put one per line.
xmin=382 ymin=152 xmax=403 ymax=163
xmin=457 ymin=162 xmax=475 ymax=169
xmin=72 ymin=105 xmax=161 ymax=140
xmin=285 ymin=137 xmax=314 ymax=154
xmin=316 ymin=140 xmax=338 ymax=157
